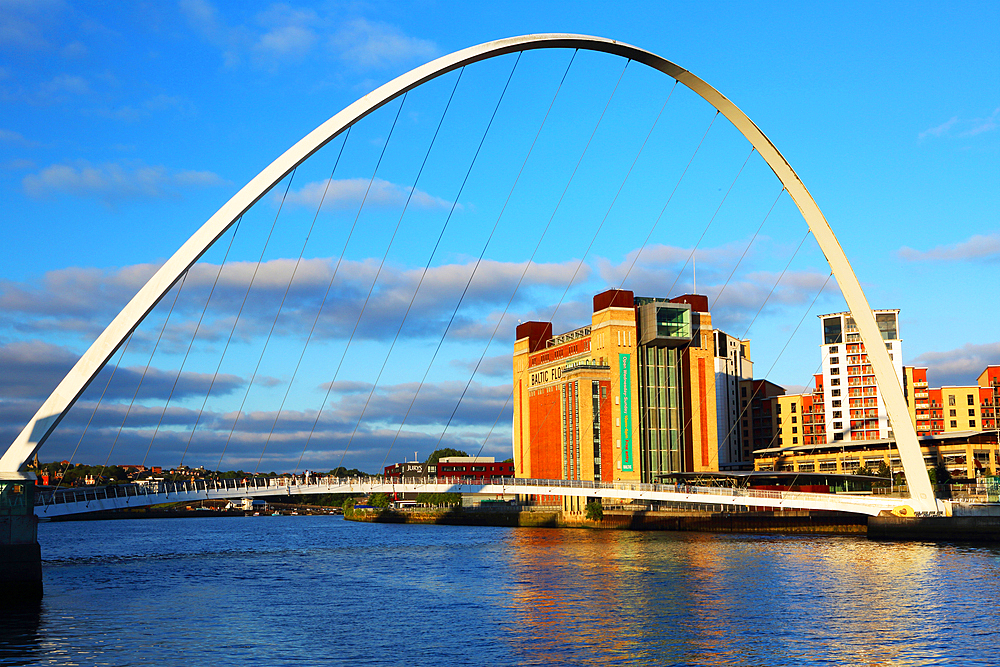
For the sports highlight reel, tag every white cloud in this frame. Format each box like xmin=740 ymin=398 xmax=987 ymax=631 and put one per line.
xmin=0 ymin=128 xmax=38 ymax=147
xmin=918 ymin=116 xmax=957 ymax=140
xmin=284 ymin=177 xmax=457 ymax=211
xmin=0 ymin=0 xmax=67 ymax=50
xmin=898 ymin=233 xmax=1000 ymax=263
xmin=22 ymin=160 xmax=226 ymax=201
xmin=330 ymin=18 xmax=437 ymax=70
xmin=909 ymin=342 xmax=1000 ymax=388
xmin=252 ymin=5 xmax=318 ymax=62
xmin=61 ymin=39 xmax=87 ymax=58
xmin=965 ymin=107 xmax=999 ymax=136
xmin=0 ymin=256 xmax=585 ymax=348
xmin=37 ymin=73 xmax=90 ymax=97
xmin=1 ymin=158 xmax=35 ymax=170
xmin=919 ymin=108 xmax=999 ymax=140
xmin=180 ymin=2 xmax=436 ymax=71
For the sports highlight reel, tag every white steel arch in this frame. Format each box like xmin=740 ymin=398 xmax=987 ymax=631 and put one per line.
xmin=1 ymin=34 xmax=937 ymax=512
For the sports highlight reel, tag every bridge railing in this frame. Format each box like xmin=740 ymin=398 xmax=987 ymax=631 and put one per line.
xmin=35 ymin=474 xmax=890 ymax=510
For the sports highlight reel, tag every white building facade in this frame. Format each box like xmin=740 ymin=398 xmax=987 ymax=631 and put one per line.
xmin=714 ymin=330 xmax=753 ymax=469
xmin=819 ymin=310 xmax=904 ymax=443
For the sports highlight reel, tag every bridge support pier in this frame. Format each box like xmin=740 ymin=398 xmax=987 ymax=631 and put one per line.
xmin=0 ymin=474 xmax=42 ymax=602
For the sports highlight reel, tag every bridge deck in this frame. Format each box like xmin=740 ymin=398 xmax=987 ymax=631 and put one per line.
xmin=34 ymin=476 xmax=906 ymax=518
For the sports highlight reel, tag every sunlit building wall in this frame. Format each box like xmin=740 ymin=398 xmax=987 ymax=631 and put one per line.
xmin=714 ymin=331 xmax=753 ymax=469
xmin=818 ymin=310 xmax=903 ymax=443
xmin=512 ymin=289 xmax=719 ymax=487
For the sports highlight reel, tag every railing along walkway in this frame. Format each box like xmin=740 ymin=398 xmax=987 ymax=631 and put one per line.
xmin=35 ymin=475 xmax=906 ymax=518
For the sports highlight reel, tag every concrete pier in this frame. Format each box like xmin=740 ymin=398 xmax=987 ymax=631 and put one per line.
xmin=1 ymin=474 xmax=42 ymax=601
xmin=868 ymin=514 xmax=1000 ymax=542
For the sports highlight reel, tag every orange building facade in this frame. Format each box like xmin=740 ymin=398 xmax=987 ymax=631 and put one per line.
xmin=512 ymin=289 xmax=718 ymax=488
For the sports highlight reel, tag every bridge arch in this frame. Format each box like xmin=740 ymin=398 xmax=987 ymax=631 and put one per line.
xmin=1 ymin=34 xmax=937 ymax=511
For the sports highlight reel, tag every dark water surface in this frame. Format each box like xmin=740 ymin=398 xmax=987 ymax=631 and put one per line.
xmin=2 ymin=517 xmax=998 ymax=666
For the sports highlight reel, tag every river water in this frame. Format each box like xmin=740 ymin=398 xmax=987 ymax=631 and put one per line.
xmin=2 ymin=516 xmax=998 ymax=666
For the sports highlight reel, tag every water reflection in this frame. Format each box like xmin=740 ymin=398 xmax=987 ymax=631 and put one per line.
xmin=15 ymin=519 xmax=1000 ymax=666
xmin=500 ymin=530 xmax=999 ymax=666
xmin=0 ymin=600 xmax=41 ymax=666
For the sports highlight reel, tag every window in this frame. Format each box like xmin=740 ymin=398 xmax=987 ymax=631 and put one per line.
xmin=776 ymin=404 xmax=781 ymax=414
xmin=829 ymin=346 xmax=839 ymax=353
xmin=950 ymin=409 xmax=956 ymax=417
xmin=792 ymin=437 xmax=798 ymax=444
xmin=969 ymin=409 xmax=976 ymax=417
xmin=792 ymin=427 xmax=798 ymax=434
xmin=832 ymin=400 xmax=841 ymax=407
xmin=833 ymin=411 xmax=842 ymax=418
xmin=834 ymin=421 xmax=843 ymax=429
xmin=949 ymin=395 xmax=956 ymax=406
xmin=830 ymin=367 xmax=840 ymax=375
xmin=831 ymin=378 xmax=840 ymax=386
xmin=741 ymin=386 xmax=747 ymax=397
xmin=970 ymin=420 xmax=977 ymax=428
xmin=792 ymin=416 xmax=797 ymax=423
xmin=968 ymin=394 xmax=975 ymax=406
xmin=791 ymin=404 xmax=797 ymax=413
xmin=830 ymin=357 xmax=840 ymax=365
xmin=832 ymin=389 xmax=841 ymax=397
xmin=823 ymin=317 xmax=843 ymax=345
xmin=834 ymin=433 xmax=844 ymax=441
xmin=950 ymin=420 xmax=957 ymax=428
xmin=876 ymin=313 xmax=897 ymax=340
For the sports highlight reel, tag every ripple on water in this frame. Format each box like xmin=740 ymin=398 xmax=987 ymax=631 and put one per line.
xmin=0 ymin=518 xmax=996 ymax=666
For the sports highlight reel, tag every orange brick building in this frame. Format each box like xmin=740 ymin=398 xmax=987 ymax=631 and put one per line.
xmin=512 ymin=289 xmax=718 ymax=490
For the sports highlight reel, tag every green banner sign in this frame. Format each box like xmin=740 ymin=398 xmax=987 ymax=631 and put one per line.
xmin=619 ymin=353 xmax=633 ymax=472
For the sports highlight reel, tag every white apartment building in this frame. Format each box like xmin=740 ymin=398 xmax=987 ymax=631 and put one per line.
xmin=714 ymin=330 xmax=753 ymax=469
xmin=819 ymin=310 xmax=904 ymax=443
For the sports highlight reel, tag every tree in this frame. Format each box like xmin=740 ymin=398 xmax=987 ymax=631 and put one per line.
xmin=416 ymin=492 xmax=461 ymax=506
xmin=328 ymin=466 xmax=369 ymax=478
xmin=342 ymin=498 xmax=356 ymax=518
xmin=426 ymin=448 xmax=468 ymax=465
xmin=369 ymin=493 xmax=390 ymax=509
xmin=585 ymin=501 xmax=604 ymax=522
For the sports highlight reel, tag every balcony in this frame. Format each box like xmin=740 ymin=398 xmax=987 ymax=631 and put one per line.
xmin=914 ymin=392 xmax=928 ymax=399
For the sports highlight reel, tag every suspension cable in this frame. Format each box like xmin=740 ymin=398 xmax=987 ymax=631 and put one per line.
xmin=51 ymin=337 xmax=132 ymax=491
xmin=258 ymin=128 xmax=353 ymax=471
xmin=179 ymin=169 xmax=296 ymax=474
xmin=303 ymin=70 xmax=465 ymax=474
xmin=711 ymin=187 xmax=785 ymax=308
xmin=202 ymin=169 xmax=298 ymax=474
xmin=471 ymin=78 xmax=679 ymax=462
xmin=379 ymin=50 xmax=570 ymax=467
xmin=431 ymin=58 xmax=631 ymax=454
xmin=97 ymin=271 xmax=189 ymax=483
xmin=223 ymin=131 xmax=354 ymax=474
xmin=372 ymin=53 xmax=524 ymax=472
xmin=495 ymin=109 xmax=721 ymax=473
xmin=293 ymin=94 xmax=410 ymax=471
xmin=664 ymin=146 xmax=756 ymax=298
xmin=143 ymin=216 xmax=244 ymax=467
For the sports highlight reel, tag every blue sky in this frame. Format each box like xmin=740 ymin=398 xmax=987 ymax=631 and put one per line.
xmin=1 ymin=1 xmax=997 ymax=473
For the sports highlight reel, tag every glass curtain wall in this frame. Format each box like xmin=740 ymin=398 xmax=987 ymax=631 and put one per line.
xmin=638 ymin=345 xmax=684 ymax=482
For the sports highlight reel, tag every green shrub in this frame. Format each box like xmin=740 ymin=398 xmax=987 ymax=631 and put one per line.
xmin=585 ymin=501 xmax=604 ymax=522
